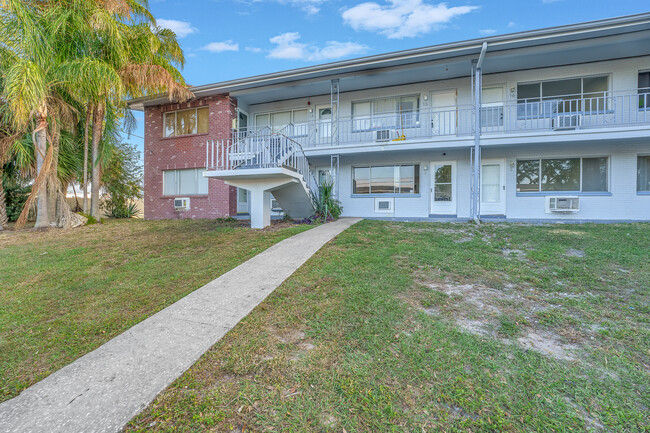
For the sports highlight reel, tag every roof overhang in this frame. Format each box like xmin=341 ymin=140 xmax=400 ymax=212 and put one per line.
xmin=128 ymin=13 xmax=650 ymax=110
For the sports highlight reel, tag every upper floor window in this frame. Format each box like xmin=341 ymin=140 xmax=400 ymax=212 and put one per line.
xmin=164 ymin=107 xmax=209 ymax=138
xmin=517 ymin=76 xmax=609 ymax=118
xmin=255 ymin=109 xmax=308 ymax=134
xmin=639 ymin=71 xmax=649 ymax=110
xmin=352 ymin=164 xmax=420 ymax=195
xmin=352 ymin=95 xmax=419 ymax=131
xmin=638 ymin=155 xmax=650 ymax=192
xmin=516 ymin=157 xmax=608 ymax=193
xmin=163 ymin=168 xmax=208 ymax=196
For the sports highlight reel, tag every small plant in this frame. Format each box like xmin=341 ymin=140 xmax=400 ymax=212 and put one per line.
xmin=79 ymin=212 xmax=98 ymax=225
xmin=215 ymin=216 xmax=237 ymax=223
xmin=312 ymin=179 xmax=342 ymax=222
xmin=107 ymin=202 xmax=140 ymax=219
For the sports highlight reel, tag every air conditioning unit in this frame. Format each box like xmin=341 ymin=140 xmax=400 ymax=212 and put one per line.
xmin=174 ymin=197 xmax=190 ymax=211
xmin=375 ymin=129 xmax=391 ymax=141
xmin=552 ymin=114 xmax=582 ymax=130
xmin=546 ymin=196 xmax=579 ymax=213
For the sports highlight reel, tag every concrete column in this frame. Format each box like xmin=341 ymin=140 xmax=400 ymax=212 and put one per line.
xmin=250 ymin=188 xmax=271 ymax=229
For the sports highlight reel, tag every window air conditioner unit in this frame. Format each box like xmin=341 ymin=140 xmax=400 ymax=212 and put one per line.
xmin=546 ymin=196 xmax=579 ymax=213
xmin=174 ymin=197 xmax=190 ymax=210
xmin=552 ymin=114 xmax=582 ymax=130
xmin=375 ymin=129 xmax=391 ymax=142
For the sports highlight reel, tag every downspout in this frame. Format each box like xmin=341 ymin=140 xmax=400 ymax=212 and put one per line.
xmin=473 ymin=42 xmax=488 ymax=224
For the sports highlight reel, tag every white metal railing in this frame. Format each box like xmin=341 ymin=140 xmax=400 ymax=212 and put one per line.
xmin=206 ymin=126 xmax=316 ymax=193
xmin=230 ymin=89 xmax=650 ymax=148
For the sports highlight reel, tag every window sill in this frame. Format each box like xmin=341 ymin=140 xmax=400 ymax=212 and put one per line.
xmin=351 ymin=194 xmax=421 ymax=198
xmin=516 ymin=192 xmax=612 ymax=197
xmin=161 ymin=195 xmax=209 ymax=199
xmin=637 ymin=191 xmax=650 ymax=195
xmin=161 ymin=133 xmax=209 ymax=140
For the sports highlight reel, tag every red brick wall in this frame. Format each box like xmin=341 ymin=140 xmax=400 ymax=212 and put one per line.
xmin=143 ymin=94 xmax=238 ymax=220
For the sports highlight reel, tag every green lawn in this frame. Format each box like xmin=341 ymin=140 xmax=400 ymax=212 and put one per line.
xmin=125 ymin=220 xmax=649 ymax=432
xmin=0 ymin=219 xmax=312 ymax=402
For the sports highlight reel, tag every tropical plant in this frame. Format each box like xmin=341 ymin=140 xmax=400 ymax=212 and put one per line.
xmin=101 ymin=142 xmax=142 ymax=218
xmin=313 ymin=180 xmax=342 ymax=221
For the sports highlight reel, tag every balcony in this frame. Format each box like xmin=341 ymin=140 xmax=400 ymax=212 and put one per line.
xmin=236 ymin=89 xmax=650 ymax=149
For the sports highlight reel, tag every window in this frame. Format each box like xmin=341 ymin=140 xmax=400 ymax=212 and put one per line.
xmin=164 ymin=107 xmax=209 ymax=137
xmin=639 ymin=71 xmax=650 ymax=110
xmin=481 ymin=87 xmax=504 ymax=128
xmin=163 ymin=168 xmax=209 ymax=195
xmin=352 ymin=164 xmax=420 ymax=194
xmin=516 ymin=157 xmax=608 ymax=193
xmin=255 ymin=109 xmax=309 ymax=134
xmin=352 ymin=95 xmax=420 ymax=131
xmin=638 ymin=155 xmax=650 ymax=192
xmin=517 ymin=76 xmax=609 ymax=118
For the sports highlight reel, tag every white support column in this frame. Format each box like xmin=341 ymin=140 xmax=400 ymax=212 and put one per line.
xmin=249 ymin=188 xmax=271 ymax=229
xmin=331 ymin=79 xmax=340 ymax=147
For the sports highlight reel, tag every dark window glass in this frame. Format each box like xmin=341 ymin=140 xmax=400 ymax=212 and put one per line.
xmin=582 ymin=157 xmax=608 ymax=192
xmin=541 ymin=158 xmax=580 ymax=191
xmin=638 ymin=156 xmax=650 ymax=192
xmin=639 ymin=72 xmax=650 ymax=110
xmin=516 ymin=160 xmax=540 ymax=192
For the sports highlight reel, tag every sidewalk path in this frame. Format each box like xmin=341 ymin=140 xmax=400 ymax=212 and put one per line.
xmin=0 ymin=218 xmax=361 ymax=433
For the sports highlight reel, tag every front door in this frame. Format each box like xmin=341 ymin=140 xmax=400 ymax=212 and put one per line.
xmin=430 ymin=90 xmax=457 ymax=136
xmin=480 ymin=159 xmax=506 ymax=215
xmin=317 ymin=106 xmax=332 ymax=141
xmin=430 ymin=161 xmax=456 ymax=215
xmin=237 ymin=188 xmax=249 ymax=214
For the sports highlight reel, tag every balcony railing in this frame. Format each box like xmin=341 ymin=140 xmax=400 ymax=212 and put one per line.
xmin=233 ymin=89 xmax=650 ymax=148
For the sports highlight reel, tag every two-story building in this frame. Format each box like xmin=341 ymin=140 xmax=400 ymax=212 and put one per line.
xmin=129 ymin=13 xmax=650 ymax=228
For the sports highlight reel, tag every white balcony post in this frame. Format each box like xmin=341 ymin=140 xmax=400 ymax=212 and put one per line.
xmin=249 ymin=188 xmax=271 ymax=229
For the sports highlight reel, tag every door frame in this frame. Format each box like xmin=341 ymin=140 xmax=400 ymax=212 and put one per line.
xmin=480 ymin=158 xmax=506 ymax=215
xmin=237 ymin=187 xmax=249 ymax=214
xmin=430 ymin=160 xmax=457 ymax=215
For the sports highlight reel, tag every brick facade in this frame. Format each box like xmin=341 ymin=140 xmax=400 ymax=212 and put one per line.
xmin=143 ymin=94 xmax=237 ymax=220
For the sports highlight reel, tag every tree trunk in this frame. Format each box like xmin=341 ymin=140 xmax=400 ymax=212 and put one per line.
xmin=34 ymin=125 xmax=50 ymax=228
xmin=0 ymin=167 xmax=7 ymax=230
xmin=90 ymin=103 xmax=104 ymax=219
xmin=83 ymin=104 xmax=91 ymax=214
xmin=49 ymin=128 xmax=61 ymax=223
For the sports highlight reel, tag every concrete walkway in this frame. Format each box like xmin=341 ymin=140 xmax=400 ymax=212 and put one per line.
xmin=0 ymin=218 xmax=361 ymax=433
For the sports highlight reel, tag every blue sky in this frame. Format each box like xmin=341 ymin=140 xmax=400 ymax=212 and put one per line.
xmin=126 ymin=0 xmax=649 ymax=156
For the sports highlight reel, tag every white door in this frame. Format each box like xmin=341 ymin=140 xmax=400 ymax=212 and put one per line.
xmin=481 ymin=87 xmax=505 ymax=132
xmin=480 ymin=159 xmax=506 ymax=215
xmin=317 ymin=106 xmax=332 ymax=141
xmin=430 ymin=161 xmax=456 ymax=215
xmin=430 ymin=90 xmax=457 ymax=136
xmin=237 ymin=188 xmax=249 ymax=214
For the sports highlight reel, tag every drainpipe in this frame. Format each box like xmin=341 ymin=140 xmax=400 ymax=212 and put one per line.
xmin=473 ymin=42 xmax=488 ymax=224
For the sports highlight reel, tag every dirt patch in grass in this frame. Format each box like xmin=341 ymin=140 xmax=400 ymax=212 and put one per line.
xmin=413 ymin=281 xmax=582 ymax=362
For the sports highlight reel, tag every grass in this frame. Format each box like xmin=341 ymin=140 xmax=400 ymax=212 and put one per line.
xmin=0 ymin=218 xmax=312 ymax=402
xmin=125 ymin=220 xmax=649 ymax=432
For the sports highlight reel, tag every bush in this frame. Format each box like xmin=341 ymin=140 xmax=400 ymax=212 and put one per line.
xmin=312 ymin=180 xmax=342 ymax=221
xmin=107 ymin=202 xmax=140 ymax=219
xmin=101 ymin=142 xmax=142 ymax=218
xmin=3 ymin=181 xmax=31 ymax=222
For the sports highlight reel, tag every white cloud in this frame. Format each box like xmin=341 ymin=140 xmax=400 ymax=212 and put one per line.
xmin=479 ymin=28 xmax=496 ymax=35
xmin=202 ymin=41 xmax=240 ymax=53
xmin=267 ymin=32 xmax=368 ymax=61
xmin=507 ymin=21 xmax=516 ymax=28
xmin=281 ymin=0 xmax=324 ymax=14
xmin=245 ymin=46 xmax=263 ymax=53
xmin=342 ymin=0 xmax=478 ymax=39
xmin=156 ymin=19 xmax=197 ymax=38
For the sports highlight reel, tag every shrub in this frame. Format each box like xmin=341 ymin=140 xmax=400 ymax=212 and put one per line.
xmin=107 ymin=202 xmax=140 ymax=219
xmin=312 ymin=179 xmax=342 ymax=221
